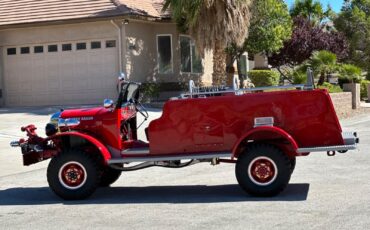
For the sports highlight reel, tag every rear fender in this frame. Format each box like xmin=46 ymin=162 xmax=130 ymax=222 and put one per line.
xmin=49 ymin=132 xmax=112 ymax=164
xmin=232 ymin=126 xmax=299 ymax=158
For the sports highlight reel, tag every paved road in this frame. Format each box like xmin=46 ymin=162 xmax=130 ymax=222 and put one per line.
xmin=0 ymin=107 xmax=369 ymax=230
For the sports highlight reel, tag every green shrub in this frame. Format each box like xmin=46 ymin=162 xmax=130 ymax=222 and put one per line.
xmin=141 ymin=83 xmax=161 ymax=102
xmin=339 ymin=64 xmax=362 ymax=81
xmin=292 ymin=71 xmax=307 ymax=84
xmin=248 ymin=70 xmax=279 ymax=87
xmin=318 ymin=82 xmax=343 ymax=93
xmin=360 ymin=80 xmax=370 ymax=100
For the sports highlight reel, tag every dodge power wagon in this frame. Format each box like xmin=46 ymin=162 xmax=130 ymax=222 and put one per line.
xmin=11 ymin=72 xmax=359 ymax=200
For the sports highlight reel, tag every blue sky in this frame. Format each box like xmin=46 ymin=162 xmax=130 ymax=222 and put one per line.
xmin=284 ymin=0 xmax=344 ymax=12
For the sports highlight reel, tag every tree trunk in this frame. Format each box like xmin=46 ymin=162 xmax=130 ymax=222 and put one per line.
xmin=212 ymin=41 xmax=227 ymax=86
xmin=236 ymin=55 xmax=245 ymax=88
xmin=318 ymin=71 xmax=325 ymax=85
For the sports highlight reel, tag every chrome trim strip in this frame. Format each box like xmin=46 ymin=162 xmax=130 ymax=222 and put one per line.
xmin=121 ymin=148 xmax=150 ymax=155
xmin=297 ymin=144 xmax=357 ymax=153
xmin=109 ymin=152 xmax=232 ymax=164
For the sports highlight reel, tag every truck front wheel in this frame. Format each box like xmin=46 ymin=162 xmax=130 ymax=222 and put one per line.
xmin=235 ymin=144 xmax=291 ymax=197
xmin=47 ymin=150 xmax=101 ymax=200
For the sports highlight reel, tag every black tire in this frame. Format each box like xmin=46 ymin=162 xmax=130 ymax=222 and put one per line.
xmin=235 ymin=144 xmax=291 ymax=197
xmin=99 ymin=167 xmax=122 ymax=187
xmin=290 ymin=157 xmax=296 ymax=175
xmin=47 ymin=149 xmax=101 ymax=200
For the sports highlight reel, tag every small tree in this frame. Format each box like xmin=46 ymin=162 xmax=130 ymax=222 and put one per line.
xmin=290 ymin=0 xmax=333 ymax=25
xmin=334 ymin=0 xmax=370 ymax=79
xmin=226 ymin=0 xmax=292 ymax=86
xmin=309 ymin=50 xmax=337 ymax=85
xmin=269 ymin=17 xmax=349 ymax=80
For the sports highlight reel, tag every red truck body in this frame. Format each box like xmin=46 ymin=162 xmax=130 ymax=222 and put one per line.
xmin=10 ymin=80 xmax=358 ymax=200
xmin=149 ymin=89 xmax=343 ymax=155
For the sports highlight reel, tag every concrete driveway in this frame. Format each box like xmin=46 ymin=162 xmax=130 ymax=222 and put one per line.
xmin=0 ymin=106 xmax=369 ymax=230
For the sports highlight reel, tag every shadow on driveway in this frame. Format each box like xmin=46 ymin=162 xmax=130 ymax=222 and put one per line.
xmin=0 ymin=184 xmax=309 ymax=205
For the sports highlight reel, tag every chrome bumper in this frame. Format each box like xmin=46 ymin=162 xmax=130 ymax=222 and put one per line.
xmin=297 ymin=132 xmax=359 ymax=154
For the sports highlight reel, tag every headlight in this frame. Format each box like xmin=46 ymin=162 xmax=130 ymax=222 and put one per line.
xmin=58 ymin=118 xmax=80 ymax=127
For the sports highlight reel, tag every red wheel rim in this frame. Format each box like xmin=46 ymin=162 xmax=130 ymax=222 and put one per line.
xmin=58 ymin=161 xmax=87 ymax=190
xmin=248 ymin=157 xmax=278 ymax=186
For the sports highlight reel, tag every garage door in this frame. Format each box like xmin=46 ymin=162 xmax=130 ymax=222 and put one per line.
xmin=3 ymin=39 xmax=118 ymax=106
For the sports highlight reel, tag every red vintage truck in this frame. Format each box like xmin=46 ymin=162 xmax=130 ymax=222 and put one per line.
xmin=11 ymin=74 xmax=358 ymax=200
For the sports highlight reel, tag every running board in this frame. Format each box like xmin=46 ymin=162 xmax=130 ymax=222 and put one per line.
xmin=108 ymin=152 xmax=232 ymax=164
xmin=297 ymin=144 xmax=357 ymax=153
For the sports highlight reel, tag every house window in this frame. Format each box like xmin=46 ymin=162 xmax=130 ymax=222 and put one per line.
xmin=7 ymin=48 xmax=16 ymax=55
xmin=157 ymin=35 xmax=173 ymax=74
xmin=106 ymin=40 xmax=116 ymax=48
xmin=48 ymin=45 xmax=58 ymax=52
xmin=91 ymin=41 xmax=101 ymax=49
xmin=21 ymin=47 xmax=30 ymax=54
xmin=77 ymin=42 xmax=86 ymax=50
xmin=34 ymin=46 xmax=44 ymax=53
xmin=180 ymin=36 xmax=203 ymax=73
xmin=62 ymin=44 xmax=72 ymax=51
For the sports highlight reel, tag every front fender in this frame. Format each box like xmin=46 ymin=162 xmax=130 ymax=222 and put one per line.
xmin=232 ymin=126 xmax=299 ymax=158
xmin=49 ymin=132 xmax=112 ymax=164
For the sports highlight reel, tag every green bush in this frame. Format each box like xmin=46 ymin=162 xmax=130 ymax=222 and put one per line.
xmin=339 ymin=64 xmax=362 ymax=82
xmin=360 ymin=80 xmax=370 ymax=100
xmin=318 ymin=82 xmax=343 ymax=93
xmin=248 ymin=70 xmax=280 ymax=87
xmin=141 ymin=83 xmax=161 ymax=102
xmin=292 ymin=71 xmax=307 ymax=84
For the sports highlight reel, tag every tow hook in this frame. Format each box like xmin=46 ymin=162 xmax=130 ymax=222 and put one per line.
xmin=327 ymin=151 xmax=336 ymax=156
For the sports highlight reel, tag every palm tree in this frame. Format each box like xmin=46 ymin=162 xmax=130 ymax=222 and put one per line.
xmin=163 ymin=0 xmax=253 ymax=85
xmin=309 ymin=50 xmax=337 ymax=85
xmin=290 ymin=0 xmax=330 ymax=25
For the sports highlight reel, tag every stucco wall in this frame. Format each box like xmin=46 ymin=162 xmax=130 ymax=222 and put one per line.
xmin=125 ymin=20 xmax=212 ymax=85
xmin=330 ymin=92 xmax=353 ymax=119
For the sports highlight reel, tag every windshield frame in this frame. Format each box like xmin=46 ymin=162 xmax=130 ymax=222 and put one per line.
xmin=116 ymin=82 xmax=141 ymax=109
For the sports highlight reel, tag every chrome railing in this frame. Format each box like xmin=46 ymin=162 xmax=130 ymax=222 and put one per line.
xmin=182 ymin=68 xmax=315 ymax=99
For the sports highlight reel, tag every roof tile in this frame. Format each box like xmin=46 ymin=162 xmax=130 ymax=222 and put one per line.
xmin=0 ymin=0 xmax=167 ymax=27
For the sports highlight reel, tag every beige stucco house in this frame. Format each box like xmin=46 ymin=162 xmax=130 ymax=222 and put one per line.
xmin=0 ymin=0 xmax=215 ymax=106
xmin=0 ymin=0 xmax=260 ymax=107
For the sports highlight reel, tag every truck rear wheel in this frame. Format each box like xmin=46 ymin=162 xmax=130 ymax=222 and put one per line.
xmin=47 ymin=149 xmax=101 ymax=200
xmin=99 ymin=167 xmax=122 ymax=187
xmin=235 ymin=144 xmax=291 ymax=197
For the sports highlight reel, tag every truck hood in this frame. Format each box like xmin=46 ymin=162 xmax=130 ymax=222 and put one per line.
xmin=60 ymin=107 xmax=106 ymax=119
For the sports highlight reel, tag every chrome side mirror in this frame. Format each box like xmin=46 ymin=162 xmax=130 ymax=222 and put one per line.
xmin=103 ymin=99 xmax=114 ymax=109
